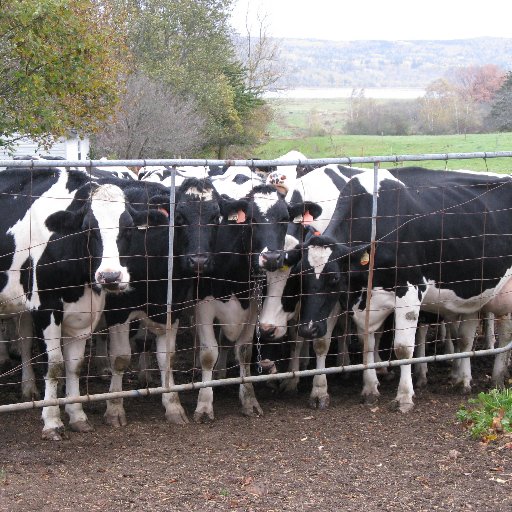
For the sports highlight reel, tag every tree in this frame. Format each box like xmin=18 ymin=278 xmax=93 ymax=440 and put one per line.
xmin=112 ymin=0 xmax=271 ymax=156
xmin=487 ymin=71 xmax=512 ymax=132
xmin=90 ymin=74 xmax=206 ymax=159
xmin=0 ymin=0 xmax=129 ymax=150
xmin=417 ymin=79 xmax=461 ymax=134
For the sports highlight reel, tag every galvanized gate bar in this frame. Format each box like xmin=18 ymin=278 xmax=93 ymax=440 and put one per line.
xmin=2 ymin=151 xmax=512 ymax=169
xmin=0 ymin=341 xmax=510 ymax=413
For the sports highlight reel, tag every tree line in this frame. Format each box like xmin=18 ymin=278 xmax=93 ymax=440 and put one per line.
xmin=0 ymin=0 xmax=279 ymax=159
xmin=346 ymin=65 xmax=512 ymax=136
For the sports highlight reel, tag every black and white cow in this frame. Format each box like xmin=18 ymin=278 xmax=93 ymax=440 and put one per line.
xmin=101 ymin=177 xmax=225 ymax=426
xmin=260 ymin=164 xmax=353 ymax=403
xmin=0 ymin=167 xmax=170 ymax=439
xmin=287 ymin=166 xmax=512 ymax=413
xmin=193 ymin=183 xmax=311 ymax=422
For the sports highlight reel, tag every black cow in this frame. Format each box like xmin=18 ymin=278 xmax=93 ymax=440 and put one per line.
xmin=193 ymin=184 xmax=312 ymax=422
xmin=287 ymin=167 xmax=512 ymax=413
xmin=101 ymin=177 xmax=224 ymax=426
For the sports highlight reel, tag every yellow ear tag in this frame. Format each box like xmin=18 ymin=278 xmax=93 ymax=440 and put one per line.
xmin=360 ymin=251 xmax=370 ymax=266
xmin=280 ymin=264 xmax=290 ymax=271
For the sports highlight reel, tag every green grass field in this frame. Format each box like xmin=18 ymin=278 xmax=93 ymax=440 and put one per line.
xmin=253 ymin=98 xmax=512 ymax=172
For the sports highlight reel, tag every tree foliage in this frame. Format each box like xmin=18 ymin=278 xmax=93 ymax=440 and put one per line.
xmin=109 ymin=0 xmax=271 ymax=156
xmin=90 ymin=73 xmax=206 ymax=159
xmin=0 ymin=0 xmax=129 ymax=148
xmin=487 ymin=71 xmax=512 ymax=132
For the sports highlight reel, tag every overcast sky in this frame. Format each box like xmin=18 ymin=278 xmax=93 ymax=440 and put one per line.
xmin=231 ymin=0 xmax=511 ymax=41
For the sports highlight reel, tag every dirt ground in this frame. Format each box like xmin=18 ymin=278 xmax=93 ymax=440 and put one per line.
xmin=1 ymin=352 xmax=511 ymax=512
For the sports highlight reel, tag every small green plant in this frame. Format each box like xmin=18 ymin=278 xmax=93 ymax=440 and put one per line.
xmin=219 ymin=489 xmax=229 ymax=497
xmin=457 ymin=388 xmax=512 ymax=441
xmin=0 ymin=467 xmax=7 ymax=484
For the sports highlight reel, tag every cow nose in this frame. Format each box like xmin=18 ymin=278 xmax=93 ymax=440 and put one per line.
xmin=261 ymin=250 xmax=283 ymax=271
xmin=98 ymin=271 xmax=121 ymax=284
xmin=188 ymin=254 xmax=209 ymax=273
xmin=298 ymin=322 xmax=319 ymax=339
xmin=260 ymin=323 xmax=276 ymax=339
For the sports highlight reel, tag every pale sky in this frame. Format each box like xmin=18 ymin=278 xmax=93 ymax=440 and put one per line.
xmin=231 ymin=0 xmax=512 ymax=41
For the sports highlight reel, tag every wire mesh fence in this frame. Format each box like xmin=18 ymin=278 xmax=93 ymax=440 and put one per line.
xmin=0 ymin=153 xmax=511 ymax=435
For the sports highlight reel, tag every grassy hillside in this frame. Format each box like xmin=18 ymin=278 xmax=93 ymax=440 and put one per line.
xmin=252 ymin=98 xmax=512 ymax=173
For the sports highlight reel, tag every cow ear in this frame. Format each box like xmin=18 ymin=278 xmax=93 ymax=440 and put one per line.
xmin=220 ymin=197 xmax=248 ymax=223
xmin=340 ymin=244 xmax=371 ymax=272
xmin=284 ymin=243 xmax=304 ymax=268
xmin=288 ymin=201 xmax=322 ymax=224
xmin=132 ymin=209 xmax=169 ymax=228
xmin=45 ymin=210 xmax=82 ymax=234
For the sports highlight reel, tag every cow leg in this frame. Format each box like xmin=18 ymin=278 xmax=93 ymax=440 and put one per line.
xmin=41 ymin=318 xmax=65 ymax=441
xmin=155 ymin=320 xmax=189 ymax=425
xmin=353 ymin=298 xmax=392 ymax=405
xmin=414 ymin=323 xmax=429 ymax=388
xmin=309 ymin=303 xmax=340 ymax=409
xmin=336 ymin=334 xmax=351 ymax=367
xmin=18 ymin=313 xmax=39 ymax=400
xmin=235 ymin=304 xmax=262 ymax=417
xmin=279 ymin=338 xmax=303 ymax=394
xmin=484 ymin=312 xmax=497 ymax=349
xmin=134 ymin=329 xmax=156 ymax=387
xmin=374 ymin=330 xmax=393 ymax=380
xmin=93 ymin=315 xmax=110 ymax=380
xmin=391 ymin=287 xmax=423 ymax=413
xmin=0 ymin=339 xmax=10 ymax=366
xmin=104 ymin=323 xmax=131 ymax=427
xmin=63 ymin=334 xmax=93 ymax=433
xmin=194 ymin=303 xmax=218 ymax=423
xmin=492 ymin=314 xmax=512 ymax=388
xmin=452 ymin=315 xmax=479 ymax=393
xmin=215 ymin=331 xmax=229 ymax=380
xmin=93 ymin=332 xmax=111 ymax=380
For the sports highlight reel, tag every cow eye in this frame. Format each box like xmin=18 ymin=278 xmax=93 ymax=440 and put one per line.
xmin=174 ymin=213 xmax=184 ymax=226
xmin=329 ymin=274 xmax=340 ymax=286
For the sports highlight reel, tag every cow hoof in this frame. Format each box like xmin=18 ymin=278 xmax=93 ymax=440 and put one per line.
xmin=41 ymin=427 xmax=67 ymax=441
xmin=380 ymin=371 xmax=396 ymax=382
xmin=242 ymin=402 xmax=263 ymax=418
xmin=69 ymin=419 xmax=95 ymax=433
xmin=22 ymin=389 xmax=41 ymax=402
xmin=193 ymin=410 xmax=214 ymax=423
xmin=279 ymin=380 xmax=299 ymax=395
xmin=104 ymin=412 xmax=127 ymax=428
xmin=415 ymin=377 xmax=428 ymax=389
xmin=453 ymin=382 xmax=472 ymax=394
xmin=309 ymin=395 xmax=330 ymax=410
xmin=166 ymin=410 xmax=190 ymax=425
xmin=361 ymin=394 xmax=379 ymax=406
xmin=138 ymin=374 xmax=156 ymax=387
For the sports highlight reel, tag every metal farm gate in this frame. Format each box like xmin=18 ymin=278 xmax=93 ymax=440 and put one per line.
xmin=1 ymin=151 xmax=512 ymax=416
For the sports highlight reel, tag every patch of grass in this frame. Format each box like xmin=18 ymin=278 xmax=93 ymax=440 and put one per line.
xmin=457 ymin=388 xmax=512 ymax=441
xmin=252 ymin=132 xmax=512 ymax=173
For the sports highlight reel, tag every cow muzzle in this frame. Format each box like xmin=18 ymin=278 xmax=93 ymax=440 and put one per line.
xmin=260 ymin=250 xmax=284 ymax=272
xmin=96 ymin=270 xmax=128 ymax=292
xmin=187 ymin=254 xmax=210 ymax=274
xmin=298 ymin=321 xmax=325 ymax=340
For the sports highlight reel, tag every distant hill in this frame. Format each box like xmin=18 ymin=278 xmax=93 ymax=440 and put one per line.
xmin=273 ymin=37 xmax=512 ymax=89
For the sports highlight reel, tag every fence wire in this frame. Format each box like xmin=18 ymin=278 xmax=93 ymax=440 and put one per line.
xmin=0 ymin=152 xmax=511 ymax=417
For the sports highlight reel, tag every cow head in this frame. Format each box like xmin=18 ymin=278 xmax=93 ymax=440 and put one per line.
xmin=220 ymin=184 xmax=318 ymax=273
xmin=284 ymin=235 xmax=369 ymax=339
xmin=45 ymin=182 xmax=133 ymax=292
xmin=259 ymin=203 xmax=323 ymax=340
xmin=174 ymin=178 xmax=221 ymax=276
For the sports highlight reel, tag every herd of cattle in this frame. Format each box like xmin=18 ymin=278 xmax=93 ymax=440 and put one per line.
xmin=0 ymin=151 xmax=511 ymax=441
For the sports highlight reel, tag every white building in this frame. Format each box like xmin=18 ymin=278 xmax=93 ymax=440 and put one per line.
xmin=0 ymin=132 xmax=90 ymax=161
